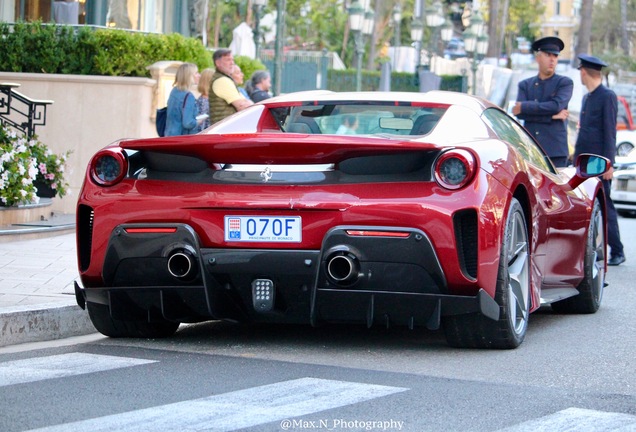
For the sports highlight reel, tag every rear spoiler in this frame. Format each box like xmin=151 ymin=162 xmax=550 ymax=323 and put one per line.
xmin=120 ymin=133 xmax=442 ymax=165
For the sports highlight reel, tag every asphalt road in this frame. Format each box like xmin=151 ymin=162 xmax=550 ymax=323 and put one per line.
xmin=1 ymin=217 xmax=635 ymax=432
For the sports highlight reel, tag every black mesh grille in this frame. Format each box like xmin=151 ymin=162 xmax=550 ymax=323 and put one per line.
xmin=78 ymin=204 xmax=94 ymax=272
xmin=454 ymin=209 xmax=478 ymax=279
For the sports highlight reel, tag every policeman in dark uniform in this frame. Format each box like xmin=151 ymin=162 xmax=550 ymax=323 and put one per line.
xmin=513 ymin=36 xmax=573 ymax=168
xmin=574 ymin=54 xmax=625 ymax=265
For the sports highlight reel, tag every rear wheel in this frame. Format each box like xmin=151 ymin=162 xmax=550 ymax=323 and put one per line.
xmin=552 ymin=198 xmax=605 ymax=313
xmin=443 ymin=198 xmax=530 ymax=349
xmin=87 ymin=302 xmax=180 ymax=338
xmin=617 ymin=141 xmax=634 ymax=156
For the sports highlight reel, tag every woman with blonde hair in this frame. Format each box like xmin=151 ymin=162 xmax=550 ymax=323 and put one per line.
xmin=230 ymin=65 xmax=252 ymax=102
xmin=165 ymin=62 xmax=203 ymax=136
xmin=195 ymin=68 xmax=214 ymax=132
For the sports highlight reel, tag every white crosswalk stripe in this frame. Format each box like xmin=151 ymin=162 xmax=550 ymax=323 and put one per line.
xmin=24 ymin=377 xmax=409 ymax=432
xmin=497 ymin=407 xmax=636 ymax=431
xmin=0 ymin=353 xmax=157 ymax=386
xmin=5 ymin=353 xmax=636 ymax=432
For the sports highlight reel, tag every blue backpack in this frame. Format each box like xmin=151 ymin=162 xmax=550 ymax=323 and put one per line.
xmin=155 ymin=107 xmax=167 ymax=137
xmin=156 ymin=93 xmax=190 ymax=137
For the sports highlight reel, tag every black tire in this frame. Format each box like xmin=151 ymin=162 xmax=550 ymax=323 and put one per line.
xmin=87 ymin=302 xmax=180 ymax=338
xmin=617 ymin=210 xmax=636 ymax=218
xmin=617 ymin=141 xmax=634 ymax=157
xmin=552 ymin=199 xmax=605 ymax=314
xmin=443 ymin=198 xmax=530 ymax=349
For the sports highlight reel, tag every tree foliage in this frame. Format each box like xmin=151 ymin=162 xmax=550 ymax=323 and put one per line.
xmin=590 ymin=0 xmax=636 ymax=53
xmin=484 ymin=0 xmax=544 ymax=57
xmin=585 ymin=0 xmax=636 ymax=71
xmin=505 ymin=0 xmax=544 ymax=44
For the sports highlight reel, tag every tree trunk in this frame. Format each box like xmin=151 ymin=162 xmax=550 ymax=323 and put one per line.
xmin=620 ymin=0 xmax=630 ymax=55
xmin=574 ymin=0 xmax=594 ymax=62
xmin=213 ymin=0 xmax=222 ymax=48
xmin=498 ymin=0 xmax=510 ymax=61
xmin=487 ymin=0 xmax=501 ymax=58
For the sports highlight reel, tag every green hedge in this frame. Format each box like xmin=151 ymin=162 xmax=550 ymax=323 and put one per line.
xmin=0 ymin=21 xmax=213 ymax=76
xmin=233 ymin=56 xmax=267 ymax=83
xmin=0 ymin=21 xmax=464 ymax=92
xmin=328 ymin=69 xmax=465 ymax=93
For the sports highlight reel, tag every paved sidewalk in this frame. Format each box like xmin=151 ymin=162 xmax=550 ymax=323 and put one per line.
xmin=0 ymin=232 xmax=95 ymax=347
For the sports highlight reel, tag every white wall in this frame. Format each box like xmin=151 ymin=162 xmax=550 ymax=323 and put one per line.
xmin=0 ymin=72 xmax=157 ymax=214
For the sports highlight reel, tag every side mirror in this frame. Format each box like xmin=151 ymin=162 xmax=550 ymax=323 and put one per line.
xmin=568 ymin=153 xmax=610 ymax=188
xmin=577 ymin=154 xmax=609 ymax=176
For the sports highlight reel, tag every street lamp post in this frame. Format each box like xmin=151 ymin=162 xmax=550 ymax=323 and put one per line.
xmin=253 ymin=0 xmax=267 ymax=60
xmin=348 ymin=1 xmax=374 ymax=92
xmin=393 ymin=3 xmax=401 ymax=71
xmin=272 ymin=0 xmax=286 ymax=96
xmin=463 ymin=11 xmax=487 ymax=95
xmin=440 ymin=21 xmax=454 ymax=51
xmin=393 ymin=3 xmax=402 ymax=47
xmin=424 ymin=0 xmax=446 ymax=71
xmin=348 ymin=1 xmax=364 ymax=92
xmin=411 ymin=19 xmax=423 ymax=84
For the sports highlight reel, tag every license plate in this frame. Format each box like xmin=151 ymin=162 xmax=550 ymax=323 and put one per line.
xmin=224 ymin=216 xmax=302 ymax=242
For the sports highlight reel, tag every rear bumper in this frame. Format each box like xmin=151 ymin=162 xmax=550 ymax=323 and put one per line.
xmin=76 ymin=223 xmax=499 ymax=329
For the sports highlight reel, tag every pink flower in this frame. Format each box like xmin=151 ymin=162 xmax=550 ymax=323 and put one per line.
xmin=39 ymin=163 xmax=47 ymax=174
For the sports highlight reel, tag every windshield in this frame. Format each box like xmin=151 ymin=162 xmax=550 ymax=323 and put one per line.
xmin=275 ymin=104 xmax=447 ymax=136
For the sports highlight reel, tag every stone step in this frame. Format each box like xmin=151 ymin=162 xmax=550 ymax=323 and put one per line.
xmin=0 ymin=200 xmax=75 ymax=242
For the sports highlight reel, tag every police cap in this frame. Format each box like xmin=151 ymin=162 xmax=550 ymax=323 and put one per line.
xmin=531 ymin=36 xmax=564 ymax=55
xmin=577 ymin=54 xmax=607 ymax=71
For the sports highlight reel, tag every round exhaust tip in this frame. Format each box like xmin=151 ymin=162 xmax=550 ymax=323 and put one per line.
xmin=327 ymin=254 xmax=359 ymax=285
xmin=168 ymin=251 xmax=195 ymax=279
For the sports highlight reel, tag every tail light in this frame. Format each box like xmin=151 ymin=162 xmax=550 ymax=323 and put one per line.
xmin=90 ymin=148 xmax=128 ymax=186
xmin=434 ymin=149 xmax=477 ymax=190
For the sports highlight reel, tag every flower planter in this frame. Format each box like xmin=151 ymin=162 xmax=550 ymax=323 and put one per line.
xmin=0 ymin=199 xmax=52 ymax=226
xmin=34 ymin=180 xmax=57 ymax=198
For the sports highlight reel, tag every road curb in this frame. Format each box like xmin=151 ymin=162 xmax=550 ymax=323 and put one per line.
xmin=0 ymin=300 xmax=96 ymax=347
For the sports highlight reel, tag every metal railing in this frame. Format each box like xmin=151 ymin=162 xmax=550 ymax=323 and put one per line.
xmin=0 ymin=83 xmax=53 ymax=138
xmin=260 ymin=49 xmax=347 ymax=71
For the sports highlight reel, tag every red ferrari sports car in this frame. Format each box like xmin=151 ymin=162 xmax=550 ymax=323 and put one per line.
xmin=75 ymin=90 xmax=609 ymax=349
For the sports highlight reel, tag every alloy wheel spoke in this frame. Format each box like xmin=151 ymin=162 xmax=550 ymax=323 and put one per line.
xmin=509 ymin=250 xmax=529 ymax=326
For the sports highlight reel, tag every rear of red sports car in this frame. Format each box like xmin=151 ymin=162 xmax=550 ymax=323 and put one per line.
xmin=75 ymin=92 xmax=608 ymax=348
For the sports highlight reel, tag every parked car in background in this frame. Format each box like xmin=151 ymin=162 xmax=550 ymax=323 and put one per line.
xmin=616 ymin=96 xmax=636 ymax=156
xmin=617 ymin=96 xmax=634 ymax=131
xmin=75 ymin=90 xmax=610 ymax=349
xmin=612 ymin=152 xmax=636 ymax=216
xmin=617 ymin=129 xmax=636 ymax=157
xmin=444 ymin=37 xmax=466 ymax=59
xmin=614 ymin=154 xmax=636 ymax=171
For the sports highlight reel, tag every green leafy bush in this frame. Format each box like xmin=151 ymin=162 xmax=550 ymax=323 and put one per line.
xmin=234 ymin=56 xmax=267 ymax=82
xmin=0 ymin=21 xmax=213 ymax=77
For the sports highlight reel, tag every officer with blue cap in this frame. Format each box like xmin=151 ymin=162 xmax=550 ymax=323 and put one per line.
xmin=531 ymin=36 xmax=564 ymax=55
xmin=577 ymin=54 xmax=607 ymax=71
xmin=574 ymin=53 xmax=625 ymax=265
xmin=513 ymin=36 xmax=573 ymax=168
